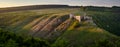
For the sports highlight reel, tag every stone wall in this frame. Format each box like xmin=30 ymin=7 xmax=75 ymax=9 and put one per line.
xmin=74 ymin=16 xmax=81 ymax=22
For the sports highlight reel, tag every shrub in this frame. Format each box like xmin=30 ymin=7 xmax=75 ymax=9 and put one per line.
xmin=0 ymin=28 xmax=49 ymax=47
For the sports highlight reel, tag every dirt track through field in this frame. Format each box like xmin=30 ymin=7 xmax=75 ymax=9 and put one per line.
xmin=31 ymin=15 xmax=57 ymax=36
xmin=45 ymin=19 xmax=72 ymax=41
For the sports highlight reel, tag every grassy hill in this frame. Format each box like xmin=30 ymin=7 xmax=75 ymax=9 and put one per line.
xmin=0 ymin=6 xmax=120 ymax=47
xmin=86 ymin=7 xmax=120 ymax=36
xmin=0 ymin=5 xmax=80 ymax=13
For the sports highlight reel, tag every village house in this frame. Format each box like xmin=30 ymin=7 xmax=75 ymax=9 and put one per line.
xmin=69 ymin=13 xmax=92 ymax=22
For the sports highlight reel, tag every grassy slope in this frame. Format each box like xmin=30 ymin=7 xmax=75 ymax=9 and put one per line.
xmin=52 ymin=20 xmax=120 ymax=47
xmin=87 ymin=11 xmax=120 ymax=36
xmin=0 ymin=8 xmax=79 ymax=34
xmin=52 ymin=9 xmax=120 ymax=47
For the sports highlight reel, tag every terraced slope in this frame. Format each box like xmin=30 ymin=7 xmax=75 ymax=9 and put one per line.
xmin=0 ymin=8 xmax=79 ymax=38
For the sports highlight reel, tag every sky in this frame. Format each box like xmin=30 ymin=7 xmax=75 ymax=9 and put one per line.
xmin=0 ymin=0 xmax=120 ymax=8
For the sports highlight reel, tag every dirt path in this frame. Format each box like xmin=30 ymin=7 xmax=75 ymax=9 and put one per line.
xmin=31 ymin=15 xmax=57 ymax=36
xmin=45 ymin=19 xmax=72 ymax=41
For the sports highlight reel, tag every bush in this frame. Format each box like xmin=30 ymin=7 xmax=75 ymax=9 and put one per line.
xmin=93 ymin=38 xmax=120 ymax=47
xmin=0 ymin=28 xmax=49 ymax=47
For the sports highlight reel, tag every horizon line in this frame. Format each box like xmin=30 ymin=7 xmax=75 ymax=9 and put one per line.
xmin=0 ymin=4 xmax=120 ymax=8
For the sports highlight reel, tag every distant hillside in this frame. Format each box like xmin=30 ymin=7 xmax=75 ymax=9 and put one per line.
xmin=0 ymin=5 xmax=120 ymax=13
xmin=0 ymin=5 xmax=80 ymax=13
xmin=85 ymin=6 xmax=120 ymax=12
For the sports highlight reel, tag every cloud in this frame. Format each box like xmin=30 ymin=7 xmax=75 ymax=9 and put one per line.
xmin=0 ymin=2 xmax=27 ymax=8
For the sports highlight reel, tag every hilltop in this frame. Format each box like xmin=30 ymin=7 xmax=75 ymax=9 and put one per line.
xmin=0 ymin=5 xmax=80 ymax=13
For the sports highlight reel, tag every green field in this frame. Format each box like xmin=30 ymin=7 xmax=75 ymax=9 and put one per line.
xmin=0 ymin=7 xmax=120 ymax=47
xmin=87 ymin=11 xmax=120 ymax=36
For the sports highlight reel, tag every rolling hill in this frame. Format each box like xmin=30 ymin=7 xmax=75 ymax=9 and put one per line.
xmin=0 ymin=5 xmax=80 ymax=13
xmin=0 ymin=5 xmax=120 ymax=47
